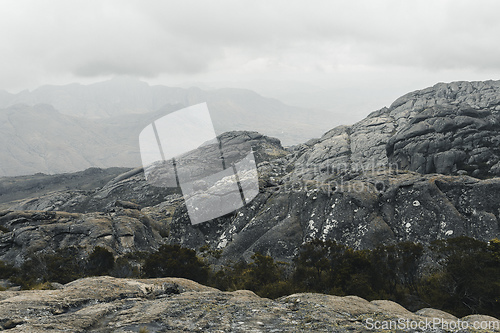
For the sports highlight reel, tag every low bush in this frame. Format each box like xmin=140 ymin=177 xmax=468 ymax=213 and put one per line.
xmin=86 ymin=246 xmax=115 ymax=276
xmin=142 ymin=244 xmax=209 ymax=284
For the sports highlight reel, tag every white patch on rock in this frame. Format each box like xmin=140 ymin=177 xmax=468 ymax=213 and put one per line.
xmin=320 ymin=220 xmax=336 ymax=241
xmin=308 ymin=220 xmax=318 ymax=238
xmin=217 ymin=232 xmax=228 ymax=249
xmin=440 ymin=221 xmax=447 ymax=230
xmin=308 ymin=220 xmax=316 ymax=230
xmin=445 ymin=230 xmax=454 ymax=236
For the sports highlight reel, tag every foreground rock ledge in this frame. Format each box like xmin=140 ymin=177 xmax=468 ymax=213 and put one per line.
xmin=0 ymin=277 xmax=498 ymax=332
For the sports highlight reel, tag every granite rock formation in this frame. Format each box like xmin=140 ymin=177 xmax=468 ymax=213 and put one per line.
xmin=2 ymin=81 xmax=500 ymax=330
xmin=0 ymin=276 xmax=497 ymax=332
xmin=0 ymin=208 xmax=161 ymax=266
xmin=291 ymin=80 xmax=500 ymax=182
xmin=1 ymin=81 xmax=500 ymax=267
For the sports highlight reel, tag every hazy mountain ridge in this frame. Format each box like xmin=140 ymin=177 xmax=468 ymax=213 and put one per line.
xmin=0 ymin=104 xmax=140 ymax=177
xmin=0 ymin=78 xmax=338 ymax=175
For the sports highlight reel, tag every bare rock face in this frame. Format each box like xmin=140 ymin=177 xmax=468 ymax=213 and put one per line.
xmin=137 ymin=81 xmax=500 ymax=262
xmin=7 ymin=131 xmax=287 ymax=214
xmin=166 ymin=170 xmax=500 ymax=264
xmin=0 ymin=208 xmax=161 ymax=266
xmin=292 ymin=80 xmax=500 ymax=182
xmin=0 ymin=131 xmax=289 ymax=265
xmin=386 ymin=103 xmax=500 ymax=177
xmin=2 ymin=82 xmax=500 ymax=266
xmin=386 ymin=81 xmax=500 ymax=178
xmin=2 ymin=81 xmax=500 ymax=332
xmin=1 ymin=123 xmax=500 ymax=266
xmin=0 ymin=276 xmax=497 ymax=332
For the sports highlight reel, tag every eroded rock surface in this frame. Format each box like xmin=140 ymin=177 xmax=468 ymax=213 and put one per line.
xmin=1 ymin=126 xmax=500 ymax=266
xmin=167 ymin=170 xmax=500 ymax=264
xmin=0 ymin=208 xmax=161 ymax=266
xmin=2 ymin=83 xmax=500 ymax=266
xmin=0 ymin=276 xmax=497 ymax=332
xmin=291 ymin=80 xmax=500 ymax=182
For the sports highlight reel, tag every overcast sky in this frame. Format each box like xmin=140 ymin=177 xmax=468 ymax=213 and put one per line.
xmin=2 ymin=0 xmax=500 ymax=123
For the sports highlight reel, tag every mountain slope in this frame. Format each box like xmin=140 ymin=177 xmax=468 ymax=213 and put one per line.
xmin=0 ymin=104 xmax=140 ymax=176
xmin=1 ymin=80 xmax=500 ymax=265
xmin=0 ymin=78 xmax=342 ymax=176
xmin=0 ymin=77 xmax=338 ymax=145
xmin=1 ymin=80 xmax=500 ymax=329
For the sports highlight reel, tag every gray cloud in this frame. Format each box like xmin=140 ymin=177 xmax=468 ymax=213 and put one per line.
xmin=1 ymin=0 xmax=500 ymax=95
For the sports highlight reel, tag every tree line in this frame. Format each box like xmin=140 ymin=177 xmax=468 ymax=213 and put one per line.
xmin=0 ymin=236 xmax=499 ymax=318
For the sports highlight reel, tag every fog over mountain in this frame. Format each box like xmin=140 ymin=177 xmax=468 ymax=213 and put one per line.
xmin=0 ymin=78 xmax=338 ymax=177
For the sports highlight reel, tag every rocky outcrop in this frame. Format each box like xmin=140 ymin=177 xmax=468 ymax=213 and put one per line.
xmin=0 ymin=276 xmax=497 ymax=332
xmin=385 ymin=81 xmax=500 ymax=177
xmin=10 ymin=166 xmax=498 ymax=267
xmin=0 ymin=131 xmax=289 ymax=265
xmin=2 ymin=83 xmax=500 ymax=266
xmin=291 ymin=80 xmax=500 ymax=182
xmin=1 ymin=129 xmax=500 ymax=266
xmin=2 ymin=80 xmax=500 ymax=331
xmin=166 ymin=169 xmax=500 ymax=264
xmin=8 ymin=131 xmax=287 ymax=214
xmin=387 ymin=104 xmax=500 ymax=177
xmin=0 ymin=208 xmax=161 ymax=266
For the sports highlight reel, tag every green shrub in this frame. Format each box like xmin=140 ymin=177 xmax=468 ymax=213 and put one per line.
xmin=258 ymin=280 xmax=295 ymax=299
xmin=0 ymin=260 xmax=17 ymax=279
xmin=86 ymin=246 xmax=115 ymax=276
xmin=420 ymin=236 xmax=500 ymax=317
xmin=142 ymin=244 xmax=209 ymax=284
xmin=111 ymin=256 xmax=141 ymax=278
xmin=208 ymin=253 xmax=290 ymax=299
xmin=11 ymin=247 xmax=84 ymax=288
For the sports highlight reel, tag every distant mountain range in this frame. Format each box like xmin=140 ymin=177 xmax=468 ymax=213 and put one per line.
xmin=0 ymin=78 xmax=338 ymax=176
